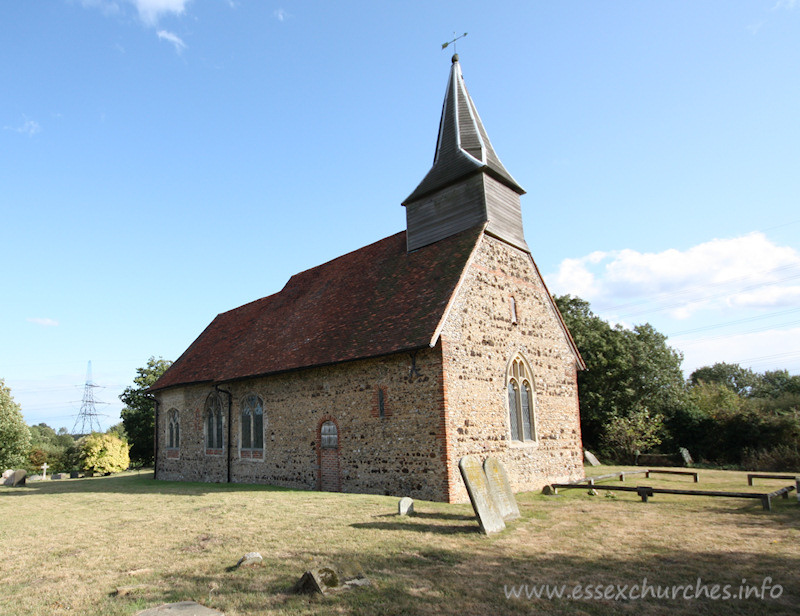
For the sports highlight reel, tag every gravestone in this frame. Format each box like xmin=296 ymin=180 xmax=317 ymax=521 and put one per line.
xmin=584 ymin=449 xmax=601 ymax=467
xmin=293 ymin=567 xmax=340 ymax=595
xmin=483 ymin=457 xmax=520 ymax=521
xmin=397 ymin=497 xmax=414 ymax=516
xmin=2 ymin=470 xmax=13 ymax=486
xmin=10 ymin=470 xmax=26 ymax=487
xmin=51 ymin=473 xmax=63 ymax=480
xmin=458 ymin=456 xmax=505 ymax=535
xmin=679 ymin=447 xmax=693 ymax=466
xmin=40 ymin=462 xmax=49 ymax=480
xmin=235 ymin=552 xmax=262 ymax=568
xmin=134 ymin=601 xmax=223 ymax=615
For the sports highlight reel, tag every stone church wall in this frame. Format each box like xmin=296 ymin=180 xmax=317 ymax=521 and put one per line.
xmin=439 ymin=233 xmax=585 ymax=502
xmin=155 ymin=346 xmax=451 ymax=501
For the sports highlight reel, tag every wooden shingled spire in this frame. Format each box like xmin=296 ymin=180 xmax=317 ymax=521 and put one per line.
xmin=403 ymin=55 xmax=529 ymax=254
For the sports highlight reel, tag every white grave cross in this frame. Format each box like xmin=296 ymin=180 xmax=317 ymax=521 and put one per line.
xmin=40 ymin=462 xmax=49 ymax=480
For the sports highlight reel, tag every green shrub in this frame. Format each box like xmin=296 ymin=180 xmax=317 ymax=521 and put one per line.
xmin=602 ymin=408 xmax=664 ymax=463
xmin=79 ymin=433 xmax=130 ymax=474
xmin=741 ymin=445 xmax=800 ymax=473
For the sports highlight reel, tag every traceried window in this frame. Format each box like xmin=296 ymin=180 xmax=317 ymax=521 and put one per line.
xmin=507 ymin=355 xmax=536 ymax=442
xmin=205 ymin=394 xmax=224 ymax=451
xmin=320 ymin=421 xmax=338 ymax=449
xmin=167 ymin=409 xmax=180 ymax=449
xmin=240 ymin=394 xmax=264 ymax=456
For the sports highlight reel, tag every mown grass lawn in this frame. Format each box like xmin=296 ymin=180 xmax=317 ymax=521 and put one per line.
xmin=1 ymin=467 xmax=798 ymax=615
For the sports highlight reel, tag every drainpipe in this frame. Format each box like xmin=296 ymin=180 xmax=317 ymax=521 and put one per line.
xmin=145 ymin=393 xmax=159 ymax=479
xmin=215 ymin=385 xmax=233 ymax=484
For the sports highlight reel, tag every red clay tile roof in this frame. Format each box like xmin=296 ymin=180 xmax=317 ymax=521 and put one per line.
xmin=150 ymin=226 xmax=483 ymax=392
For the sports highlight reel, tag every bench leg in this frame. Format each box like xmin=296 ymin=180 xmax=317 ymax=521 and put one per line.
xmin=761 ymin=495 xmax=772 ymax=512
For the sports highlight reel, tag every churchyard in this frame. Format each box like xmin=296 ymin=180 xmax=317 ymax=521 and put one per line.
xmin=1 ymin=467 xmax=797 ymax=615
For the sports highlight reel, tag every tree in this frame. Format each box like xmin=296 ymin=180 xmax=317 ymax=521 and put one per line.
xmin=750 ymin=369 xmax=800 ymax=400
xmin=689 ymin=362 xmax=757 ymax=396
xmin=0 ymin=379 xmax=31 ymax=469
xmin=554 ymin=295 xmax=687 ymax=452
xmin=28 ymin=423 xmax=76 ymax=472
xmin=79 ymin=432 xmax=130 ymax=474
xmin=603 ymin=408 xmax=664 ymax=463
xmin=120 ymin=357 xmax=172 ymax=465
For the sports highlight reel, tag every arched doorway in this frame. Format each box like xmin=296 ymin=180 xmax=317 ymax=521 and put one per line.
xmin=318 ymin=419 xmax=340 ymax=492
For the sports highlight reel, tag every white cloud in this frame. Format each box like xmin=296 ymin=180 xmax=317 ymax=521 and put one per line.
xmin=4 ymin=116 xmax=41 ymax=137
xmin=773 ymin=0 xmax=798 ymax=10
xmin=274 ymin=8 xmax=289 ymax=22
xmin=27 ymin=317 xmax=59 ymax=327
xmin=80 ymin=0 xmax=191 ymax=26
xmin=157 ymin=29 xmax=186 ymax=52
xmin=550 ymin=232 xmax=800 ymax=319
xmin=130 ymin=0 xmax=191 ymax=25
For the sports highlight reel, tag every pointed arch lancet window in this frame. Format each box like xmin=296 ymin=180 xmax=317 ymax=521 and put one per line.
xmin=241 ymin=394 xmax=264 ymax=455
xmin=167 ymin=409 xmax=180 ymax=449
xmin=205 ymin=394 xmax=224 ymax=452
xmin=507 ymin=355 xmax=537 ymax=442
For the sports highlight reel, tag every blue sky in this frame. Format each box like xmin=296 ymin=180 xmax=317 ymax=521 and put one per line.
xmin=2 ymin=1 xmax=799 ymax=431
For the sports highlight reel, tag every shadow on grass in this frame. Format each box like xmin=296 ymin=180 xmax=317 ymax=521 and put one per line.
xmin=370 ymin=511 xmax=475 ymax=521
xmin=351 ymin=520 xmax=478 ymax=534
xmin=0 ymin=472 xmax=300 ymax=497
xmin=127 ymin=548 xmax=800 ymax=616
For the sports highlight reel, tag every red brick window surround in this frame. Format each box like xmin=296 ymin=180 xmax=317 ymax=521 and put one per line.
xmin=507 ymin=354 xmax=537 ymax=442
xmin=240 ymin=394 xmax=264 ymax=460
xmin=166 ymin=408 xmax=180 ymax=456
xmin=204 ymin=393 xmax=224 ymax=455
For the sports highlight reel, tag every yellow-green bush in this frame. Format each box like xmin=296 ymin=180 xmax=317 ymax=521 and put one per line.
xmin=79 ymin=433 xmax=130 ymax=474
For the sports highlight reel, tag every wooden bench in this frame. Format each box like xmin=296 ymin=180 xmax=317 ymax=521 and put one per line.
xmin=645 ymin=469 xmax=699 ymax=483
xmin=575 ymin=470 xmax=648 ymax=486
xmin=747 ymin=474 xmax=800 ymax=501
xmin=548 ymin=483 xmax=796 ymax=512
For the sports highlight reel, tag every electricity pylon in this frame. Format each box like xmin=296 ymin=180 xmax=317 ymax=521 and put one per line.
xmin=71 ymin=361 xmax=106 ymax=435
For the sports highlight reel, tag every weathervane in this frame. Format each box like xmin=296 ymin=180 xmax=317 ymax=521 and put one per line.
xmin=441 ymin=32 xmax=468 ymax=53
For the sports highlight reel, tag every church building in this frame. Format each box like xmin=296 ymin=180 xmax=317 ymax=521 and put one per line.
xmin=149 ymin=55 xmax=585 ymax=503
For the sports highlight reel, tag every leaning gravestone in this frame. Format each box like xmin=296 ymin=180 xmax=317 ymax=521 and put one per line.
xmin=483 ymin=457 xmax=520 ymax=521
xmin=10 ymin=470 xmax=26 ymax=487
xmin=584 ymin=449 xmax=601 ymax=467
xmin=458 ymin=456 xmax=505 ymax=535
xmin=679 ymin=447 xmax=693 ymax=467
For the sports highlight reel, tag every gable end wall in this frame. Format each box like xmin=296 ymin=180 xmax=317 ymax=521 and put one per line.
xmin=439 ymin=233 xmax=584 ymax=502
